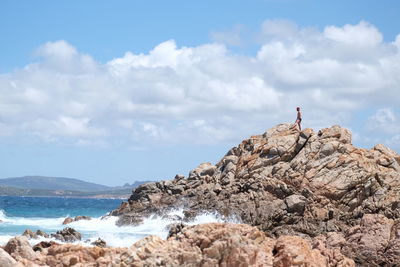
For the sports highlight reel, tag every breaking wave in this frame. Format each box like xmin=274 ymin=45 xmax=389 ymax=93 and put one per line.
xmin=0 ymin=209 xmax=226 ymax=247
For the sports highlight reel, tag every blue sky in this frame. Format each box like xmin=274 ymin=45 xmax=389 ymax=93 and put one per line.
xmin=1 ymin=0 xmax=400 ymax=186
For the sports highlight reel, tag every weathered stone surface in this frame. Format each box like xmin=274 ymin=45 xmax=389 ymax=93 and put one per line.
xmin=110 ymin=123 xmax=400 ymax=266
xmin=4 ymin=236 xmax=37 ymax=260
xmin=0 ymin=248 xmax=17 ymax=267
xmin=51 ymin=227 xmax=82 ymax=243
xmin=10 ymin=223 xmax=353 ymax=266
xmin=22 ymin=229 xmax=37 ymax=239
xmin=62 ymin=215 xmax=91 ymax=225
xmin=285 ymin=194 xmax=306 ymax=214
xmin=91 ymin=237 xmax=107 ymax=248
xmin=35 ymin=230 xmax=48 ymax=238
xmin=62 ymin=217 xmax=73 ymax=225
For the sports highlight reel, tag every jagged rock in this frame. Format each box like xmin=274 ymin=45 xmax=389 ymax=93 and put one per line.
xmin=75 ymin=215 xmax=91 ymax=221
xmin=285 ymin=194 xmax=306 ymax=215
xmin=0 ymin=248 xmax=17 ymax=267
xmin=35 ymin=230 xmax=49 ymax=238
xmin=62 ymin=215 xmax=92 ymax=225
xmin=166 ymin=222 xmax=186 ymax=238
xmin=32 ymin=241 xmax=54 ymax=252
xmin=22 ymin=229 xmax=38 ymax=239
xmin=315 ymin=213 xmax=400 ymax=266
xmin=4 ymin=236 xmax=37 ymax=260
xmin=110 ymin=123 xmax=400 ymax=266
xmin=13 ymin=223 xmax=353 ymax=266
xmin=62 ymin=217 xmax=74 ymax=225
xmin=51 ymin=227 xmax=82 ymax=243
xmin=91 ymin=238 xmax=106 ymax=248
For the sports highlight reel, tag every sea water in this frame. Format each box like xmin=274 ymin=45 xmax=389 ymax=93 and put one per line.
xmin=0 ymin=196 xmax=223 ymax=247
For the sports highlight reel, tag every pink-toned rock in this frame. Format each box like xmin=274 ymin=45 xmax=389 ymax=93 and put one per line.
xmin=4 ymin=236 xmax=37 ymax=260
xmin=0 ymin=248 xmax=17 ymax=267
xmin=7 ymin=223 xmax=353 ymax=266
xmin=110 ymin=123 xmax=400 ymax=266
xmin=62 ymin=215 xmax=91 ymax=225
xmin=273 ymin=235 xmax=353 ymax=267
xmin=62 ymin=217 xmax=73 ymax=225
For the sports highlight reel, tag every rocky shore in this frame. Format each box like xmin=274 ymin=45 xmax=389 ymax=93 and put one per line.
xmin=1 ymin=123 xmax=399 ymax=266
xmin=110 ymin=124 xmax=400 ymax=266
xmin=1 ymin=223 xmax=353 ymax=266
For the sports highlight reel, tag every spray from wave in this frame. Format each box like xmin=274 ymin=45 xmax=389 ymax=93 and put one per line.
xmin=0 ymin=209 xmax=231 ymax=247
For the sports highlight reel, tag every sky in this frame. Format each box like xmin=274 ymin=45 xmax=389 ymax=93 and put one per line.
xmin=1 ymin=0 xmax=400 ymax=186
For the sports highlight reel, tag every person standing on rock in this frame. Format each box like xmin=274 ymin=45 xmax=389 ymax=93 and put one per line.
xmin=294 ymin=107 xmax=302 ymax=131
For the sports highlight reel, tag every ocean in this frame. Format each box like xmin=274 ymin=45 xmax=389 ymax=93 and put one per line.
xmin=0 ymin=196 xmax=222 ymax=247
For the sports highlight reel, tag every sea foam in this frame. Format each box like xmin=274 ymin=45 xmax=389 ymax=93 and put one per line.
xmin=0 ymin=208 xmax=225 ymax=247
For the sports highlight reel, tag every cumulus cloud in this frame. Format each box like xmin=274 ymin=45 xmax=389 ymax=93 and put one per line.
xmin=324 ymin=21 xmax=383 ymax=47
xmin=0 ymin=21 xmax=400 ymax=150
xmin=365 ymin=108 xmax=400 ymax=150
xmin=367 ymin=108 xmax=400 ymax=134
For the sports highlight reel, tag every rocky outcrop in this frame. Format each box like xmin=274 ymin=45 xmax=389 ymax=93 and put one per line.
xmin=2 ymin=223 xmax=353 ymax=266
xmin=62 ymin=215 xmax=91 ymax=225
xmin=111 ymin=124 xmax=400 ymax=266
xmin=22 ymin=229 xmax=37 ymax=239
xmin=4 ymin=236 xmax=37 ymax=261
xmin=22 ymin=229 xmax=49 ymax=239
xmin=91 ymin=237 xmax=107 ymax=248
xmin=0 ymin=248 xmax=17 ymax=267
xmin=50 ymin=227 xmax=82 ymax=243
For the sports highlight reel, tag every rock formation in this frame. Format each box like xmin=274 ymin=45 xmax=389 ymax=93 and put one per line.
xmin=62 ymin=215 xmax=91 ymax=225
xmin=0 ymin=223 xmax=353 ymax=266
xmin=50 ymin=227 xmax=82 ymax=243
xmin=111 ymin=124 xmax=400 ymax=266
xmin=91 ymin=237 xmax=107 ymax=248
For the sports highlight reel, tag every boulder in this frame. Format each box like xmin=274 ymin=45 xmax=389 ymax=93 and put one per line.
xmin=36 ymin=230 xmax=49 ymax=238
xmin=91 ymin=238 xmax=106 ymax=248
xmin=285 ymin=194 xmax=306 ymax=215
xmin=62 ymin=217 xmax=74 ymax=225
xmin=4 ymin=236 xmax=37 ymax=260
xmin=0 ymin=248 xmax=17 ymax=267
xmin=51 ymin=228 xmax=82 ymax=243
xmin=63 ymin=215 xmax=92 ymax=225
xmin=32 ymin=241 xmax=54 ymax=252
xmin=22 ymin=229 xmax=38 ymax=239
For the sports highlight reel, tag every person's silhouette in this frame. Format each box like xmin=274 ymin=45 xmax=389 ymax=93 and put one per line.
xmin=295 ymin=107 xmax=302 ymax=131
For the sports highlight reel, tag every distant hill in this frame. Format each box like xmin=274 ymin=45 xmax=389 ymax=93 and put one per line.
xmin=0 ymin=176 xmax=111 ymax=192
xmin=0 ymin=185 xmax=133 ymax=198
xmin=0 ymin=176 xmax=154 ymax=198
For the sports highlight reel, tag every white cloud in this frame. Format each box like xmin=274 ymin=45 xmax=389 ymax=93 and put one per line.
xmin=324 ymin=21 xmax=383 ymax=47
xmin=0 ymin=21 xmax=400 ymax=150
xmin=366 ymin=108 xmax=400 ymax=150
xmin=367 ymin=108 xmax=400 ymax=134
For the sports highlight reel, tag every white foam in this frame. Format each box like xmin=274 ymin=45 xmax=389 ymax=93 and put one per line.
xmin=0 ymin=209 xmax=226 ymax=247
xmin=0 ymin=209 xmax=7 ymax=221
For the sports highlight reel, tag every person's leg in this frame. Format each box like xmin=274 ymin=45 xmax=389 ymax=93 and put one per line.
xmin=294 ymin=119 xmax=301 ymax=131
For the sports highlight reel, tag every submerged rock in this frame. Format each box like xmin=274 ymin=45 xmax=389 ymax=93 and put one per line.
xmin=62 ymin=215 xmax=91 ymax=225
xmin=22 ymin=229 xmax=37 ymax=239
xmin=110 ymin=123 xmax=400 ymax=266
xmin=35 ymin=230 xmax=49 ymax=238
xmin=51 ymin=227 xmax=82 ymax=243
